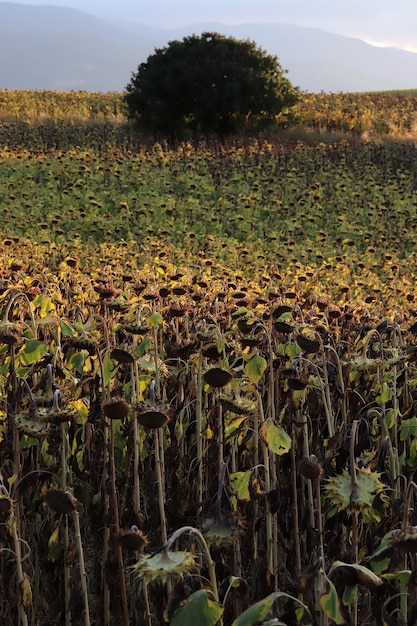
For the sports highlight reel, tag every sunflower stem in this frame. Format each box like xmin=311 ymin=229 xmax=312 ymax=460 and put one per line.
xmin=166 ymin=526 xmax=221 ymax=608
xmin=72 ymin=510 xmax=91 ymax=626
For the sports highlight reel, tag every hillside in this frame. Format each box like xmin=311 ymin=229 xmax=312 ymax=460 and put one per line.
xmin=2 ymin=1 xmax=417 ymax=91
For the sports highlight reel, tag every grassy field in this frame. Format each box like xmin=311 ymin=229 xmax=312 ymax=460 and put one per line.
xmin=1 ymin=90 xmax=417 ymax=625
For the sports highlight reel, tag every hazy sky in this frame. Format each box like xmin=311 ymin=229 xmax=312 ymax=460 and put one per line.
xmin=11 ymin=0 xmax=417 ymax=51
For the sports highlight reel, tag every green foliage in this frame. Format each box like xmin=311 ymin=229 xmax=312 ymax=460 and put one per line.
xmin=245 ymin=354 xmax=268 ymax=384
xmin=125 ymin=32 xmax=299 ymax=136
xmin=170 ymin=589 xmax=223 ymax=626
xmin=320 ymin=579 xmax=345 ymax=624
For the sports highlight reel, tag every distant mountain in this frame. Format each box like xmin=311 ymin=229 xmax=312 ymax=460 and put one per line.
xmin=1 ymin=1 xmax=417 ymax=92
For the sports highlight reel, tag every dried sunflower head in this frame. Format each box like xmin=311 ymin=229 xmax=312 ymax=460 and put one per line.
xmin=0 ymin=322 xmax=20 ymax=345
xmin=15 ymin=412 xmax=50 ymax=438
xmin=43 ymin=488 xmax=79 ymax=515
xmin=130 ymin=548 xmax=195 ymax=583
xmin=36 ymin=408 xmax=76 ymax=424
xmin=323 ymin=467 xmax=386 ymax=522
xmin=203 ymin=367 xmax=234 ymax=389
xmin=298 ymin=455 xmax=323 ymax=481
xmin=116 ymin=526 xmax=149 ymax=552
xmin=201 ymin=512 xmax=242 ymax=547
xmin=110 ymin=347 xmax=135 ymax=364
xmin=218 ymin=395 xmax=255 ymax=415
xmin=102 ymin=397 xmax=130 ymax=421
xmin=135 ymin=401 xmax=171 ymax=429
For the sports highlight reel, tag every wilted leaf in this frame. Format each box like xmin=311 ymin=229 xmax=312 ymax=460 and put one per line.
xmin=36 ymin=314 xmax=58 ymax=328
xmin=225 ymin=416 xmax=247 ymax=439
xmin=47 ymin=527 xmax=60 ymax=562
xmin=21 ymin=574 xmax=33 ymax=608
xmin=230 ymin=470 xmax=252 ymax=501
xmin=260 ymin=418 xmax=291 ymax=455
xmin=328 ymin=561 xmax=383 ymax=589
xmin=34 ymin=294 xmax=55 ymax=317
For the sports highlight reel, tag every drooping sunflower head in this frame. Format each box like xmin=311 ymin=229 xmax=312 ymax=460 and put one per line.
xmin=130 ymin=548 xmax=196 ymax=584
xmin=323 ymin=467 xmax=387 ymax=523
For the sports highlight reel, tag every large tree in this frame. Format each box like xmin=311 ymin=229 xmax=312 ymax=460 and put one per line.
xmin=125 ymin=32 xmax=299 ymax=137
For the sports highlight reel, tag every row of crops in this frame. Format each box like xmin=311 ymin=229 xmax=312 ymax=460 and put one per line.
xmin=2 ymin=91 xmax=417 ymax=625
xmin=0 ymin=89 xmax=417 ymax=136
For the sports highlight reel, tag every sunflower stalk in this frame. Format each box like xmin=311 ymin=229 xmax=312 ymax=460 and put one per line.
xmin=72 ymin=510 xmax=91 ymax=626
xmin=150 ymin=380 xmax=168 ymax=544
xmin=109 ymin=418 xmax=130 ymax=626
xmin=130 ymin=360 xmax=141 ymax=516
xmin=349 ymin=420 xmax=360 ymax=626
xmin=196 ymin=350 xmax=204 ymax=516
xmin=256 ymin=390 xmax=275 ymax=578
xmin=9 ymin=511 xmax=29 ymax=626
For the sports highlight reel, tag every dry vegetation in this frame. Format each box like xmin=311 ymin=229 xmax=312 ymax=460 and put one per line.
xmin=1 ymin=90 xmax=417 ymax=625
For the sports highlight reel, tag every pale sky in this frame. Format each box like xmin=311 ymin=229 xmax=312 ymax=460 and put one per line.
xmin=15 ymin=0 xmax=417 ymax=51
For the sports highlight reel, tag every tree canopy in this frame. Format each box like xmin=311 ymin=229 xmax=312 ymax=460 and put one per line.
xmin=124 ymin=32 xmax=299 ymax=137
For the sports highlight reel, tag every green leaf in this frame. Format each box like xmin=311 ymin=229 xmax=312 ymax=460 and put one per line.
xmin=170 ymin=589 xmax=223 ymax=626
xmin=277 ymin=341 xmax=301 ymax=358
xmin=230 ymin=470 xmax=252 ymax=501
xmin=400 ymin=416 xmax=417 ymax=441
xmin=231 ymin=592 xmax=276 ymax=626
xmin=232 ymin=306 xmax=249 ymax=317
xmin=245 ymin=354 xmax=267 ymax=384
xmin=135 ymin=336 xmax=152 ymax=357
xmin=382 ymin=570 xmax=411 ymax=584
xmin=260 ymin=418 xmax=291 ymax=455
xmin=59 ymin=318 xmax=77 ymax=337
xmin=102 ymin=352 xmax=118 ymax=387
xmin=379 ymin=382 xmax=393 ymax=404
xmin=319 ymin=579 xmax=345 ymax=624
xmin=342 ymin=585 xmax=357 ymax=606
xmin=368 ymin=555 xmax=392 ymax=575
xmin=67 ymin=351 xmax=87 ymax=375
xmin=231 ymin=591 xmax=311 ymax=626
xmin=147 ymin=312 xmax=164 ymax=329
xmin=18 ymin=339 xmax=48 ymax=365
